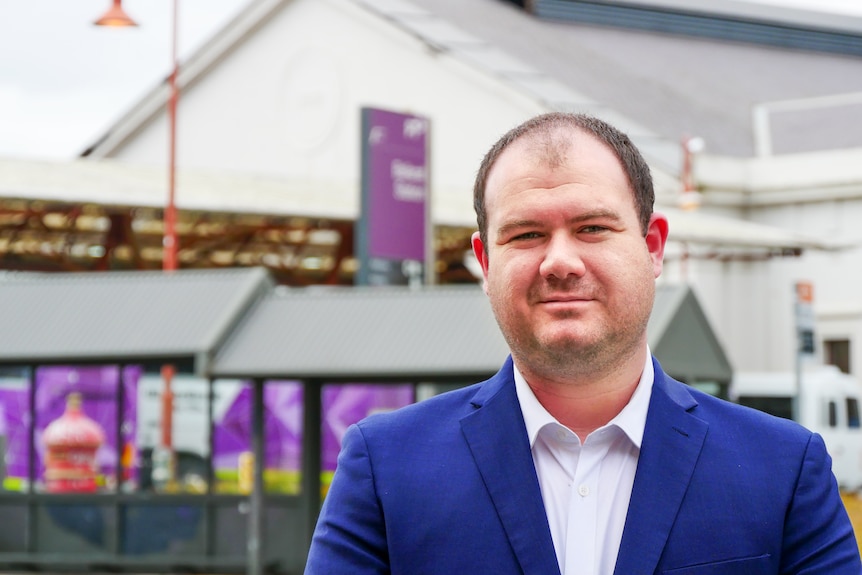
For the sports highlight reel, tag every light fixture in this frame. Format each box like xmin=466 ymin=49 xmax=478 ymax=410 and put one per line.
xmin=679 ymin=136 xmax=705 ymax=211
xmin=93 ymin=0 xmax=138 ymax=27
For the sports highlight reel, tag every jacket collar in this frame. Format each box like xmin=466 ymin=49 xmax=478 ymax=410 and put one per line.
xmin=461 ymin=356 xmax=707 ymax=575
xmin=613 ymin=357 xmax=707 ymax=575
xmin=460 ymin=357 xmax=562 ymax=575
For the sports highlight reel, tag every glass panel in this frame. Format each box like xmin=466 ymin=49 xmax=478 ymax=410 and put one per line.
xmin=737 ymin=396 xmax=793 ymax=420
xmin=264 ymin=504 xmax=307 ymax=572
xmin=847 ymin=398 xmax=860 ymax=429
xmin=213 ymin=503 xmax=247 ymax=557
xmin=214 ymin=501 xmax=307 ymax=570
xmin=321 ymin=384 xmax=414 ymax=494
xmin=0 ymin=367 xmax=31 ymax=492
xmin=135 ymin=370 xmax=212 ymax=494
xmin=34 ymin=365 xmax=139 ymax=494
xmin=212 ymin=380 xmax=304 ymax=495
xmin=213 ymin=379 xmax=251 ymax=494
xmin=689 ymin=381 xmax=721 ymax=398
xmin=38 ymin=502 xmax=115 ymax=553
xmin=121 ymin=504 xmax=205 ymax=556
xmin=0 ymin=504 xmax=27 ymax=551
xmin=264 ymin=381 xmax=303 ymax=495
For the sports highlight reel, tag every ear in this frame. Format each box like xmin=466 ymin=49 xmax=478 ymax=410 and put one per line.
xmin=471 ymin=231 xmax=491 ymax=293
xmin=645 ymin=212 xmax=669 ymax=278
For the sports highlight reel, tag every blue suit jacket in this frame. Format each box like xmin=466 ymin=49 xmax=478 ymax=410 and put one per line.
xmin=306 ymin=357 xmax=861 ymax=574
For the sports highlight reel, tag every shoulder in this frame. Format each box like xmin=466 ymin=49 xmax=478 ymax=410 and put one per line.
xmin=355 ymin=359 xmax=516 ymax=438
xmin=656 ymin=371 xmax=814 ymax=450
xmin=359 ymin=382 xmax=483 ymax=430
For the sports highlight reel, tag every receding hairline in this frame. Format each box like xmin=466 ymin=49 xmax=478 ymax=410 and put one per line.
xmin=487 ymin=124 xmax=636 ymax=191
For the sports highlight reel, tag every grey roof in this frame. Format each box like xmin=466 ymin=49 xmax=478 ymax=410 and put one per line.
xmin=81 ymin=0 xmax=862 ymax=171
xmin=210 ymin=285 xmax=510 ymax=380
xmin=0 ymin=268 xmax=731 ymax=383
xmin=406 ymin=0 xmax=862 ymax=159
xmin=0 ymin=267 xmax=272 ymax=369
xmin=649 ymin=283 xmax=733 ymax=382
xmin=212 ymin=281 xmax=731 ymax=383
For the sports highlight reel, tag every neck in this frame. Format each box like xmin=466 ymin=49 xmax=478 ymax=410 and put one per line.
xmin=517 ymin=349 xmax=647 ymax=441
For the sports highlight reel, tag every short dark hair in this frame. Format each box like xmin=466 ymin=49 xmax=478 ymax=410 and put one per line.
xmin=472 ymin=112 xmax=655 ymax=249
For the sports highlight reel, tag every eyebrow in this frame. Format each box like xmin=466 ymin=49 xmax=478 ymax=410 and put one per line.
xmin=495 ymin=209 xmax=623 ymax=238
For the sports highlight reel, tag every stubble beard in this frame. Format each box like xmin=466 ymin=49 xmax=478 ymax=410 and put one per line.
xmin=490 ymin=281 xmax=654 ymax=385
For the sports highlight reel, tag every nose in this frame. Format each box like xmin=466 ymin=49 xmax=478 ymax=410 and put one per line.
xmin=538 ymin=232 xmax=585 ymax=280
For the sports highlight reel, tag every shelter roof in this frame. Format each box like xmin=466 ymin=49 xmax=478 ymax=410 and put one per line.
xmin=649 ymin=283 xmax=733 ymax=382
xmin=210 ymin=284 xmax=509 ymax=380
xmin=210 ymin=281 xmax=730 ymax=381
xmin=0 ymin=267 xmax=732 ymax=383
xmin=0 ymin=267 xmax=272 ymax=369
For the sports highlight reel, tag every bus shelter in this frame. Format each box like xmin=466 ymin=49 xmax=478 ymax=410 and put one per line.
xmin=0 ymin=268 xmax=273 ymax=574
xmin=0 ymin=268 xmax=731 ymax=574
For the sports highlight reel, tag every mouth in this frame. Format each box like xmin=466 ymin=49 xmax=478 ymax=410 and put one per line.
xmin=538 ymin=293 xmax=592 ymax=304
xmin=536 ymin=295 xmax=593 ymax=312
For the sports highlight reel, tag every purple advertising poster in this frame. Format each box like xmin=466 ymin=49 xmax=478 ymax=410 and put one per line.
xmin=357 ymin=107 xmax=429 ymax=285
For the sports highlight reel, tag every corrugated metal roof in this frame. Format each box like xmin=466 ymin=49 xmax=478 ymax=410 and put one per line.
xmin=408 ymin=0 xmax=862 ymax=158
xmin=211 ymin=284 xmax=510 ymax=380
xmin=532 ymin=0 xmax=862 ymax=56
xmin=0 ymin=270 xmax=731 ymax=383
xmin=0 ymin=267 xmax=272 ymax=368
xmin=211 ymin=282 xmax=730 ymax=382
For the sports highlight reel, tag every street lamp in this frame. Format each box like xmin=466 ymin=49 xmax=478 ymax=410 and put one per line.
xmin=679 ymin=135 xmax=705 ymax=211
xmin=93 ymin=0 xmax=138 ymax=27
xmin=94 ymin=0 xmax=180 ymax=272
xmin=95 ymin=0 xmax=179 ymax=490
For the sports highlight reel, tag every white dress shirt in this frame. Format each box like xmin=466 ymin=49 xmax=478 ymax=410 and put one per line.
xmin=514 ymin=351 xmax=654 ymax=575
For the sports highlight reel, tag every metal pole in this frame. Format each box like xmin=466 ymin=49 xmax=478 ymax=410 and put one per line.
xmin=164 ymin=0 xmax=180 ymax=272
xmin=302 ymin=380 xmax=323 ymax=563
xmin=248 ymin=379 xmax=265 ymax=575
xmin=160 ymin=0 xmax=180 ymax=488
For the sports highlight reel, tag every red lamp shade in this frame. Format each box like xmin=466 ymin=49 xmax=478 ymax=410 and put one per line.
xmin=93 ymin=0 xmax=138 ymax=27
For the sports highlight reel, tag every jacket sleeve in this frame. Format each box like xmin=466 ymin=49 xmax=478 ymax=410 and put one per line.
xmin=304 ymin=423 xmax=390 ymax=575
xmin=781 ymin=432 xmax=861 ymax=574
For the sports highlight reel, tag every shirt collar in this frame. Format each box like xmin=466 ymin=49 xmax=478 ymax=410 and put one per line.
xmin=514 ymin=348 xmax=654 ymax=449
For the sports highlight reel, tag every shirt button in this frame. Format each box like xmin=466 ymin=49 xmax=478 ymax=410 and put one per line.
xmin=578 ymin=485 xmax=590 ymax=497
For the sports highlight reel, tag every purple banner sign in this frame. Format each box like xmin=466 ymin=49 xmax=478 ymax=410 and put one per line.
xmin=357 ymin=107 xmax=429 ymax=285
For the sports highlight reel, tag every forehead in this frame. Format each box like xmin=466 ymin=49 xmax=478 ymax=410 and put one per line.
xmin=484 ymin=129 xmax=632 ymax=209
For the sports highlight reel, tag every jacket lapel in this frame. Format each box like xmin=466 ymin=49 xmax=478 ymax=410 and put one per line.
xmin=613 ymin=358 xmax=708 ymax=575
xmin=460 ymin=357 xmax=561 ymax=575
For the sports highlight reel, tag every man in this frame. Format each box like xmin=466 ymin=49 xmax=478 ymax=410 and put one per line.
xmin=305 ymin=113 xmax=861 ymax=574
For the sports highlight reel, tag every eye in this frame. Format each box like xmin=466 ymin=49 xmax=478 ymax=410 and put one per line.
xmin=579 ymin=225 xmax=608 ymax=234
xmin=512 ymin=231 xmax=542 ymax=241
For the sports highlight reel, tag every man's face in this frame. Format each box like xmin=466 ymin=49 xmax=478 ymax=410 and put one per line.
xmin=471 ymin=131 xmax=668 ymax=381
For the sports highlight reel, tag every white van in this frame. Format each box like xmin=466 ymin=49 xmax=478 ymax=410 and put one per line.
xmin=730 ymin=364 xmax=862 ymax=491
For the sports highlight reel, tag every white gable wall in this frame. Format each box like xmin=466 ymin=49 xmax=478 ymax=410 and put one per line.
xmin=104 ymin=0 xmax=546 ymax=226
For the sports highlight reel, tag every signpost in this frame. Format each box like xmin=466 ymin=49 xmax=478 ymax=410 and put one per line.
xmin=794 ymin=281 xmax=816 ymax=421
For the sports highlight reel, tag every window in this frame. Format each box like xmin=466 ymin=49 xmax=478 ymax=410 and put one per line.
xmin=847 ymin=398 xmax=860 ymax=429
xmin=736 ymin=396 xmax=793 ymax=421
xmin=825 ymin=339 xmax=851 ymax=374
xmin=828 ymin=400 xmax=838 ymax=428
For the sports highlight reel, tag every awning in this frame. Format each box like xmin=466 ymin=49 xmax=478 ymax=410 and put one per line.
xmin=0 ymin=267 xmax=272 ymax=370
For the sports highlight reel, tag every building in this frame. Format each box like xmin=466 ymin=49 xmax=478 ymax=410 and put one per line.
xmin=2 ymin=0 xmax=860 ymax=374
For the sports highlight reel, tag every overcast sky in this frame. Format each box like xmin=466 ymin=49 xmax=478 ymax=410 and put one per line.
xmin=1 ymin=0 xmax=860 ymax=161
